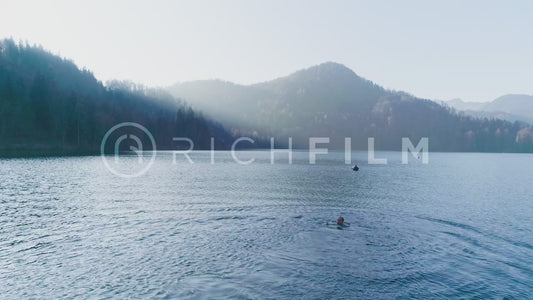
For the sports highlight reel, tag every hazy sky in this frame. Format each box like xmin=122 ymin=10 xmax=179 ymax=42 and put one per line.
xmin=1 ymin=0 xmax=532 ymax=102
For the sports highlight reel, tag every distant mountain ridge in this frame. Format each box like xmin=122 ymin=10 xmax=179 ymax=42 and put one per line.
xmin=445 ymin=95 xmax=533 ymax=124
xmin=168 ymin=62 xmax=533 ymax=152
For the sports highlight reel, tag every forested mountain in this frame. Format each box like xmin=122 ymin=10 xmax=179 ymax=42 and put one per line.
xmin=0 ymin=39 xmax=233 ymax=156
xmin=2 ymin=39 xmax=532 ymax=155
xmin=446 ymin=95 xmax=533 ymax=124
xmin=168 ymin=62 xmax=533 ymax=152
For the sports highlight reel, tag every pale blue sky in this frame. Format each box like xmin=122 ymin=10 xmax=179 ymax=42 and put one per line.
xmin=1 ymin=0 xmax=532 ymax=102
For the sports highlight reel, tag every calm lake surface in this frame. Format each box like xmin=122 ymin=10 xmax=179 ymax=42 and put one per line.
xmin=1 ymin=151 xmax=532 ymax=299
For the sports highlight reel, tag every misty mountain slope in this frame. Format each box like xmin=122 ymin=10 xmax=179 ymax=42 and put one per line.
xmin=0 ymin=39 xmax=233 ymax=155
xmin=446 ymin=98 xmax=486 ymax=111
xmin=445 ymin=95 xmax=533 ymax=124
xmin=249 ymin=63 xmax=386 ymax=138
xmin=169 ymin=62 xmax=389 ymax=145
xmin=168 ymin=79 xmax=273 ymax=133
xmin=168 ymin=62 xmax=533 ymax=152
xmin=487 ymin=94 xmax=533 ymax=119
xmin=253 ymin=62 xmax=386 ymax=111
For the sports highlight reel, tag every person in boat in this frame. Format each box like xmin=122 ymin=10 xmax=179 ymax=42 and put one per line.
xmin=337 ymin=216 xmax=344 ymax=226
xmin=352 ymin=165 xmax=359 ymax=171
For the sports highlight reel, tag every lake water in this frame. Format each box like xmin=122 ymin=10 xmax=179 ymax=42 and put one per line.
xmin=1 ymin=151 xmax=533 ymax=299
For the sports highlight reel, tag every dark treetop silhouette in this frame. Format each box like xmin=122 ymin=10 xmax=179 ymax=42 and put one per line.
xmin=0 ymin=39 xmax=234 ymax=156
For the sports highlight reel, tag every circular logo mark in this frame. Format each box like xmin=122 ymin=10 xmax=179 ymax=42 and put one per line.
xmin=100 ymin=122 xmax=157 ymax=178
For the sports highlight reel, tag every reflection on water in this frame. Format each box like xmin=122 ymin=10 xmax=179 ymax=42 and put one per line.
xmin=1 ymin=151 xmax=532 ymax=298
